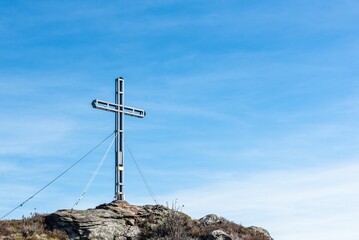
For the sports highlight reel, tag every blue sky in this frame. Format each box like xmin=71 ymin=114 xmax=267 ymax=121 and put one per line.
xmin=1 ymin=1 xmax=359 ymax=239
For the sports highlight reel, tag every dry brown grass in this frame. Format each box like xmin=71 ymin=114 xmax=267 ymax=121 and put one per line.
xmin=139 ymin=201 xmax=193 ymax=240
xmin=139 ymin=201 xmax=271 ymax=240
xmin=191 ymin=217 xmax=271 ymax=240
xmin=0 ymin=213 xmax=68 ymax=240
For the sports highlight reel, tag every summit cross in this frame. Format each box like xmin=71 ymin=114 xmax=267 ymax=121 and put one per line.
xmin=92 ymin=77 xmax=146 ymax=201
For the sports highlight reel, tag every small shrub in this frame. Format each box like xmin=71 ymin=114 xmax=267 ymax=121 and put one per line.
xmin=139 ymin=200 xmax=192 ymax=240
xmin=190 ymin=216 xmax=272 ymax=240
xmin=241 ymin=230 xmax=270 ymax=240
xmin=190 ymin=216 xmax=245 ymax=237
xmin=0 ymin=212 xmax=68 ymax=240
xmin=21 ymin=213 xmax=45 ymax=237
xmin=47 ymin=229 xmax=69 ymax=240
xmin=0 ymin=221 xmax=12 ymax=236
xmin=158 ymin=202 xmax=191 ymax=240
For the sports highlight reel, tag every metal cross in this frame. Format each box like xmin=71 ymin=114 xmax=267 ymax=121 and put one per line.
xmin=92 ymin=77 xmax=146 ymax=201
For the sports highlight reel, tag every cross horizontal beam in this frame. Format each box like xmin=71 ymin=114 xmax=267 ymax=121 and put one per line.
xmin=92 ymin=99 xmax=146 ymax=118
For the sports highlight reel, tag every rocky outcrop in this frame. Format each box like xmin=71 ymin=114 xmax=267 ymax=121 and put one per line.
xmin=45 ymin=201 xmax=273 ymax=240
xmin=46 ymin=202 xmax=161 ymax=239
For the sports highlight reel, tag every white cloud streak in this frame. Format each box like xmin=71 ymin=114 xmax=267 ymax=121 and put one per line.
xmin=156 ymin=162 xmax=359 ymax=240
xmin=0 ymin=117 xmax=75 ymax=156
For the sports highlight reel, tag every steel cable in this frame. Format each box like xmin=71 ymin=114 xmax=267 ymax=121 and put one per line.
xmin=72 ymin=133 xmax=116 ymax=210
xmin=1 ymin=131 xmax=115 ymax=220
xmin=125 ymin=142 xmax=158 ymax=205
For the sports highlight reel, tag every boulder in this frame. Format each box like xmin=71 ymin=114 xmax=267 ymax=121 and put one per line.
xmin=204 ymin=229 xmax=232 ymax=240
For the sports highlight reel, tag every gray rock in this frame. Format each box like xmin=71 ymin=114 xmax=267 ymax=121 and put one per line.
xmin=204 ymin=229 xmax=232 ymax=240
xmin=46 ymin=202 xmax=150 ymax=240
xmin=199 ymin=214 xmax=222 ymax=226
xmin=248 ymin=226 xmax=274 ymax=240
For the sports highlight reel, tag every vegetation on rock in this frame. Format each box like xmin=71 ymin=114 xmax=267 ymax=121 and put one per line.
xmin=0 ymin=213 xmax=68 ymax=240
xmin=0 ymin=202 xmax=272 ymax=240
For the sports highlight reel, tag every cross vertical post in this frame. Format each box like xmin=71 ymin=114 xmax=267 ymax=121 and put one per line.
xmin=92 ymin=77 xmax=146 ymax=201
xmin=115 ymin=77 xmax=124 ymax=201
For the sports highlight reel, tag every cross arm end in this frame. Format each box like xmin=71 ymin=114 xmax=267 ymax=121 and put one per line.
xmin=91 ymin=99 xmax=98 ymax=108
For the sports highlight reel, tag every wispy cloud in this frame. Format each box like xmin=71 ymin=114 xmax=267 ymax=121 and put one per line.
xmin=0 ymin=117 xmax=75 ymax=156
xmin=0 ymin=161 xmax=21 ymax=173
xmin=156 ymin=161 xmax=359 ymax=240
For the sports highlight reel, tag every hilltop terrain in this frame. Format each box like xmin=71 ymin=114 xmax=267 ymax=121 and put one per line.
xmin=0 ymin=201 xmax=273 ymax=240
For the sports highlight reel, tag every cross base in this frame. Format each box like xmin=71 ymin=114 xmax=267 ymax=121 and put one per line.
xmin=115 ymin=193 xmax=125 ymax=201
